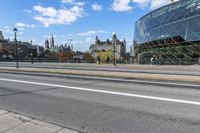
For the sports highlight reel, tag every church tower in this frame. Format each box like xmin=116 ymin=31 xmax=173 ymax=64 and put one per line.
xmin=95 ymin=35 xmax=99 ymax=44
xmin=45 ymin=40 xmax=50 ymax=49
xmin=123 ymin=38 xmax=126 ymax=44
xmin=0 ymin=31 xmax=4 ymax=40
xmin=50 ymin=35 xmax=54 ymax=48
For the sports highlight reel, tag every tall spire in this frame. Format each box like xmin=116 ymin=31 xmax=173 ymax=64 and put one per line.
xmin=30 ymin=40 xmax=33 ymax=45
xmin=50 ymin=35 xmax=54 ymax=48
xmin=95 ymin=35 xmax=99 ymax=44
xmin=123 ymin=38 xmax=126 ymax=43
xmin=0 ymin=31 xmax=4 ymax=40
xmin=112 ymin=32 xmax=117 ymax=42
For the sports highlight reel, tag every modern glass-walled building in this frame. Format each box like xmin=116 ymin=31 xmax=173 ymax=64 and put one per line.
xmin=134 ymin=0 xmax=200 ymax=65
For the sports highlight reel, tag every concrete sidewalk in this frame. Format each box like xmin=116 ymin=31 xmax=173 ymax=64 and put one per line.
xmin=0 ymin=109 xmax=79 ymax=133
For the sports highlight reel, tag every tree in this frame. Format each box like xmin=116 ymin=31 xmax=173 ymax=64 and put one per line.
xmin=97 ymin=49 xmax=113 ymax=63
xmin=57 ymin=51 xmax=74 ymax=62
xmin=83 ymin=52 xmax=95 ymax=63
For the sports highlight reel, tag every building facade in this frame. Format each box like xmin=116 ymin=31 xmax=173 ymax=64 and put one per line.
xmin=89 ymin=35 xmax=126 ymax=60
xmin=168 ymin=0 xmax=178 ymax=3
xmin=130 ymin=45 xmax=134 ymax=57
xmin=44 ymin=35 xmax=73 ymax=53
xmin=134 ymin=0 xmax=200 ymax=65
xmin=0 ymin=31 xmax=44 ymax=61
xmin=45 ymin=40 xmax=50 ymax=49
xmin=0 ymin=31 xmax=4 ymax=40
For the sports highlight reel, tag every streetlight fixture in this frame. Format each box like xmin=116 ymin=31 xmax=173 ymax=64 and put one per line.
xmin=13 ymin=28 xmax=19 ymax=68
xmin=112 ymin=32 xmax=117 ymax=66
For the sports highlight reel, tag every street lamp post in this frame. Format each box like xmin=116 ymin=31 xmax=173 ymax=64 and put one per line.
xmin=30 ymin=53 xmax=34 ymax=64
xmin=13 ymin=28 xmax=19 ymax=68
xmin=113 ymin=32 xmax=117 ymax=66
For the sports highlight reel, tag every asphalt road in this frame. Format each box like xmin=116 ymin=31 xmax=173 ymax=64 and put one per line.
xmin=1 ymin=62 xmax=200 ymax=76
xmin=0 ymin=72 xmax=200 ymax=133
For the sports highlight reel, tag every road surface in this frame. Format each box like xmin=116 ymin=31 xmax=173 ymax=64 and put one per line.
xmin=0 ymin=72 xmax=200 ymax=133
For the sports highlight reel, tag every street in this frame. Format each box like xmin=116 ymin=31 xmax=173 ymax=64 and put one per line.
xmin=0 ymin=72 xmax=200 ymax=132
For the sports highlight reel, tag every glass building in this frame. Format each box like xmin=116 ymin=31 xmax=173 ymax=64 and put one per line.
xmin=134 ymin=0 xmax=200 ymax=65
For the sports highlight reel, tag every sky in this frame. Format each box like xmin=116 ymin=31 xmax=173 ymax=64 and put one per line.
xmin=0 ymin=0 xmax=174 ymax=51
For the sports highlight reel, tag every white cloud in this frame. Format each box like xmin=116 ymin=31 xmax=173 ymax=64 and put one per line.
xmin=150 ymin=0 xmax=168 ymax=9
xmin=61 ymin=0 xmax=85 ymax=7
xmin=78 ymin=30 xmax=108 ymax=36
xmin=33 ymin=3 xmax=84 ymax=27
xmin=18 ymin=32 xmax=24 ymax=35
xmin=33 ymin=6 xmax=57 ymax=17
xmin=68 ymin=34 xmax=73 ymax=36
xmin=150 ymin=0 xmax=179 ymax=9
xmin=0 ymin=26 xmax=24 ymax=39
xmin=61 ymin=0 xmax=74 ymax=4
xmin=112 ymin=0 xmax=175 ymax=12
xmin=132 ymin=0 xmax=149 ymax=8
xmin=18 ymin=28 xmax=24 ymax=31
xmin=0 ymin=26 xmax=12 ymax=34
xmin=0 ymin=26 xmax=24 ymax=35
xmin=91 ymin=4 xmax=102 ymax=11
xmin=15 ymin=22 xmax=35 ymax=28
xmin=75 ymin=2 xmax=85 ymax=7
xmin=24 ymin=9 xmax=32 ymax=13
xmin=112 ymin=0 xmax=132 ymax=12
xmin=86 ymin=37 xmax=94 ymax=43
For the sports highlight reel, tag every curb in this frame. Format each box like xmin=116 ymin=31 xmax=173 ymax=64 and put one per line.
xmin=0 ymin=69 xmax=200 ymax=89
xmin=1 ymin=67 xmax=200 ymax=83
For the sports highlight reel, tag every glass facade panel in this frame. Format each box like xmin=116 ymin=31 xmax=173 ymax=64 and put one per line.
xmin=134 ymin=0 xmax=200 ymax=45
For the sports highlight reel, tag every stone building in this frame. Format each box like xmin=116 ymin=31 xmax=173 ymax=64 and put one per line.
xmin=45 ymin=35 xmax=73 ymax=53
xmin=0 ymin=31 xmax=4 ymax=40
xmin=89 ymin=35 xmax=126 ymax=60
xmin=45 ymin=40 xmax=50 ymax=49
xmin=0 ymin=31 xmax=44 ymax=61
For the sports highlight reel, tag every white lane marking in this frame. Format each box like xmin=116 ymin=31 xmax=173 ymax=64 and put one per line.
xmin=0 ymin=78 xmax=200 ymax=106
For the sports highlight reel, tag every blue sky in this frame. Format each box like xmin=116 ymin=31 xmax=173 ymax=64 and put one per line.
xmin=0 ymin=0 xmax=171 ymax=51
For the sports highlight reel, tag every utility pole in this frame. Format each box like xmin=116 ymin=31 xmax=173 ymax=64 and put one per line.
xmin=13 ymin=28 xmax=19 ymax=68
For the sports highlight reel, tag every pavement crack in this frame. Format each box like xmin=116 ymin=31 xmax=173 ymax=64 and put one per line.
xmin=0 ymin=87 xmax=61 ymax=97
xmin=75 ymin=80 xmax=106 ymax=88
xmin=16 ymin=116 xmax=31 ymax=123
